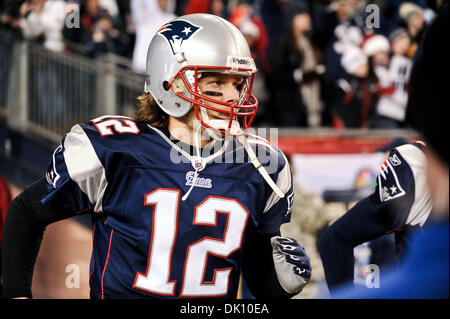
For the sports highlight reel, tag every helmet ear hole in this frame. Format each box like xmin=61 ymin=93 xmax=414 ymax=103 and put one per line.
xmin=163 ymin=81 xmax=170 ymax=91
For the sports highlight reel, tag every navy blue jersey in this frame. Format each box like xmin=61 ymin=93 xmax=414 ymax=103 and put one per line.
xmin=41 ymin=116 xmax=293 ymax=299
xmin=319 ymin=143 xmax=433 ymax=292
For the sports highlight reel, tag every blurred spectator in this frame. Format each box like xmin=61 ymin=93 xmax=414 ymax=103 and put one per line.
xmin=183 ymin=0 xmax=209 ymax=15
xmin=237 ymin=18 xmax=271 ymax=125
xmin=269 ymin=4 xmax=326 ymax=128
xmin=0 ymin=0 xmax=25 ymax=36
xmin=84 ymin=0 xmax=131 ymax=58
xmin=292 ymin=11 xmax=325 ymax=127
xmin=238 ymin=19 xmax=261 ymax=60
xmin=327 ymin=45 xmax=376 ymax=128
xmin=229 ymin=0 xmax=270 ymax=125
xmin=229 ymin=0 xmax=268 ymax=71
xmin=98 ymin=0 xmax=118 ymax=18
xmin=63 ymin=0 xmax=130 ymax=57
xmin=323 ymin=1 xmax=365 ymax=83
xmin=209 ymin=0 xmax=227 ymax=18
xmin=372 ymin=28 xmax=412 ymax=128
xmin=18 ymin=0 xmax=69 ymax=126
xmin=1 ymin=0 xmax=24 ymax=108
xmin=112 ymin=0 xmax=134 ymax=58
xmin=398 ymin=2 xmax=426 ymax=58
xmin=311 ymin=0 xmax=366 ymax=52
xmin=19 ymin=0 xmax=67 ymax=52
xmin=320 ymin=0 xmax=366 ymax=126
xmin=259 ymin=0 xmax=314 ymax=54
xmin=362 ymin=33 xmax=395 ymax=129
xmin=362 ymin=34 xmax=390 ymax=69
xmin=268 ymin=6 xmax=320 ymax=127
xmin=182 ymin=0 xmax=228 ymax=18
xmin=131 ymin=0 xmax=176 ymax=74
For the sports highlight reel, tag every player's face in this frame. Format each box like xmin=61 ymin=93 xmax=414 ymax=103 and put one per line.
xmin=197 ymin=72 xmax=244 ymax=120
xmin=169 ymin=72 xmax=249 ymax=144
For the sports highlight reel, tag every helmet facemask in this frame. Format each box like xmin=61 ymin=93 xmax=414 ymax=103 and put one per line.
xmin=166 ymin=65 xmax=258 ymax=137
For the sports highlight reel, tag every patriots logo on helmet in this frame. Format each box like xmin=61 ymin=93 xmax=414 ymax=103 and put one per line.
xmin=157 ymin=20 xmax=202 ymax=55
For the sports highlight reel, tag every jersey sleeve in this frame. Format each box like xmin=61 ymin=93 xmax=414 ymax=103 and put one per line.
xmin=41 ymin=124 xmax=108 ymax=214
xmin=256 ymin=147 xmax=294 ymax=234
xmin=369 ymin=144 xmax=431 ymax=230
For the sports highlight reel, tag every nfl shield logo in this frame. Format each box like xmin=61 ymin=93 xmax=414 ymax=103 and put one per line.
xmin=388 ymin=154 xmax=402 ymax=166
xmin=191 ymin=157 xmax=205 ymax=171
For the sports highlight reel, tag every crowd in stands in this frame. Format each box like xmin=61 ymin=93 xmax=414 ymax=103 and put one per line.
xmin=0 ymin=0 xmax=445 ymax=128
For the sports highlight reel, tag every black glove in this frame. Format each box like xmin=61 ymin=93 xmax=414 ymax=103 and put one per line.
xmin=271 ymin=236 xmax=312 ymax=294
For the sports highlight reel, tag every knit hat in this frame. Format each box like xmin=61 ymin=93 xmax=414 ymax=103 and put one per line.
xmin=388 ymin=28 xmax=409 ymax=44
xmin=399 ymin=2 xmax=424 ymax=22
xmin=362 ymin=34 xmax=390 ymax=56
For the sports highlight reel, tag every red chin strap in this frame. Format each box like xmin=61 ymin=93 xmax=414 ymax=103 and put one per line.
xmin=168 ymin=65 xmax=258 ymax=136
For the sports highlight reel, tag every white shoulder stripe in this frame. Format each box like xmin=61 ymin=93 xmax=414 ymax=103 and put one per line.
xmin=396 ymin=145 xmax=432 ymax=226
xmin=263 ymin=152 xmax=292 ymax=213
xmin=63 ymin=124 xmax=107 ymax=212
xmin=396 ymin=144 xmax=426 ymax=170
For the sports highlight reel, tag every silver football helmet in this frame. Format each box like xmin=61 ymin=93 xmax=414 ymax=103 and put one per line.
xmin=145 ymin=13 xmax=258 ymax=135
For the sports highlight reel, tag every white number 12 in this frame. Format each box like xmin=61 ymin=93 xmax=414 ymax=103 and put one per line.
xmin=132 ymin=188 xmax=249 ymax=297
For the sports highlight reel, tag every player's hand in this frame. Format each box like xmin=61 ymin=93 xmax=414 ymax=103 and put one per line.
xmin=271 ymin=236 xmax=312 ymax=294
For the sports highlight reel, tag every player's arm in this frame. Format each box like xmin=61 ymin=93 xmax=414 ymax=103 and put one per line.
xmin=318 ymin=196 xmax=396 ymax=293
xmin=319 ymin=147 xmax=421 ymax=293
xmin=1 ymin=178 xmax=77 ymax=298
xmin=242 ymin=149 xmax=311 ymax=298
xmin=2 ymin=123 xmax=106 ymax=298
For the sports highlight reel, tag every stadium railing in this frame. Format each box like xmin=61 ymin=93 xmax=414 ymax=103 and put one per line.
xmin=0 ymin=29 xmax=144 ymax=145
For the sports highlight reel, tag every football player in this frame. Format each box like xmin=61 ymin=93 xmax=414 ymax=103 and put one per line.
xmin=1 ymin=14 xmax=311 ymax=299
xmin=319 ymin=2 xmax=448 ymax=297
xmin=319 ymin=141 xmax=433 ymax=294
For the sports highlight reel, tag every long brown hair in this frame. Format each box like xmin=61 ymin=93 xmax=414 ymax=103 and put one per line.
xmin=135 ymin=92 xmax=169 ymax=128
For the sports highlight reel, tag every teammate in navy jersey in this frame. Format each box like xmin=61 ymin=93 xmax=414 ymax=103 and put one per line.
xmin=319 ymin=142 xmax=433 ymax=294
xmin=319 ymin=3 xmax=448 ymax=298
xmin=1 ymin=14 xmax=311 ymax=299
